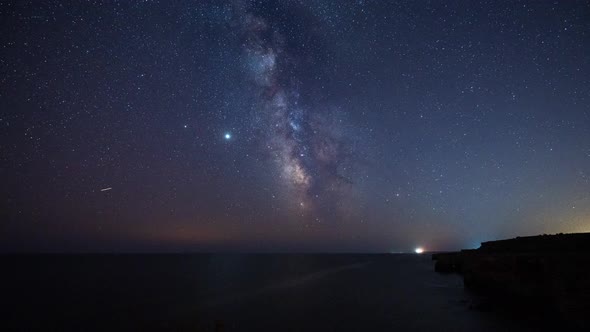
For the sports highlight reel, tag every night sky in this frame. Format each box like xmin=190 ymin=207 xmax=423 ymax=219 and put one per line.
xmin=1 ymin=1 xmax=589 ymax=252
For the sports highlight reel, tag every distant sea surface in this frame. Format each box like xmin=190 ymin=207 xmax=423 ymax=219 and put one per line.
xmin=1 ymin=254 xmax=547 ymax=331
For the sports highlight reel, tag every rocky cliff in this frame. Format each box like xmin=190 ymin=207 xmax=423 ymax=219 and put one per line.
xmin=433 ymin=233 xmax=590 ymax=328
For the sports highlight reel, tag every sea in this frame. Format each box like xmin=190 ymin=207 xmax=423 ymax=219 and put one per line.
xmin=1 ymin=254 xmax=553 ymax=331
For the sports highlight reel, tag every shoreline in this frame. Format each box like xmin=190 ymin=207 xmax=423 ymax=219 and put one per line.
xmin=432 ymin=232 xmax=590 ymax=329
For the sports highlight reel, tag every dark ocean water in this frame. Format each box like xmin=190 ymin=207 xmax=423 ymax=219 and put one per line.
xmin=1 ymin=254 xmax=548 ymax=331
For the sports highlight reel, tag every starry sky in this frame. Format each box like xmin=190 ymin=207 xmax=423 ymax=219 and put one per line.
xmin=1 ymin=0 xmax=589 ymax=252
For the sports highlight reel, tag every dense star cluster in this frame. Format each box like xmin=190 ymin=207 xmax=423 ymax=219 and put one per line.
xmin=238 ymin=6 xmax=353 ymax=215
xmin=1 ymin=1 xmax=589 ymax=252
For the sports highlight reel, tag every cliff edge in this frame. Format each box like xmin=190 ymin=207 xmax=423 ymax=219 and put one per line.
xmin=433 ymin=233 xmax=590 ymax=328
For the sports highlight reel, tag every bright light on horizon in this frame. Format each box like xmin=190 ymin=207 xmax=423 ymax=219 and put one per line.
xmin=414 ymin=247 xmax=424 ymax=254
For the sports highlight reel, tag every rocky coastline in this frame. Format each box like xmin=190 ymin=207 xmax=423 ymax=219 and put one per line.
xmin=433 ymin=233 xmax=590 ymax=329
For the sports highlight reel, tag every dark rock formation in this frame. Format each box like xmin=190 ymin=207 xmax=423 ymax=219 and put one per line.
xmin=433 ymin=233 xmax=590 ymax=329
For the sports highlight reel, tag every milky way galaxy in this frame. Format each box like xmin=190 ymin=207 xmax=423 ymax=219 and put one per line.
xmin=238 ymin=6 xmax=354 ymax=215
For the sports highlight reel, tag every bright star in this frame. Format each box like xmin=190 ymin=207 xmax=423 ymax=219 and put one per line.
xmin=224 ymin=133 xmax=231 ymax=140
